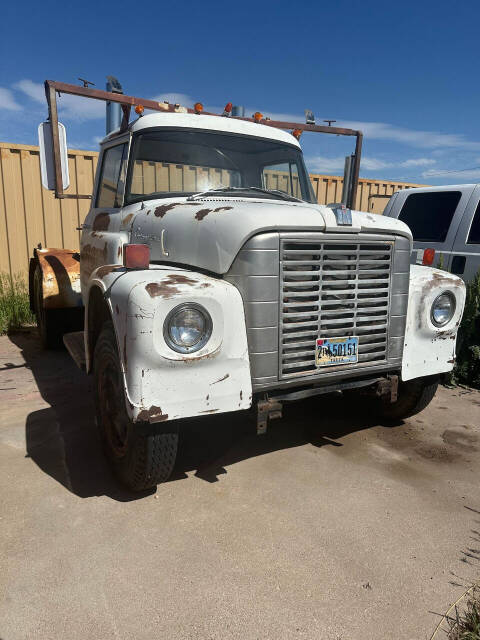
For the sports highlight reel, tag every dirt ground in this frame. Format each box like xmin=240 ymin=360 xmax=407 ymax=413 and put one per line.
xmin=1 ymin=330 xmax=480 ymax=640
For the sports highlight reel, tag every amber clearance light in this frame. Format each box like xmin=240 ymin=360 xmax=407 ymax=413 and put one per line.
xmin=292 ymin=128 xmax=302 ymax=140
xmin=194 ymin=102 xmax=204 ymax=114
xmin=124 ymin=244 xmax=150 ymax=269
xmin=253 ymin=112 xmax=263 ymax=122
xmin=135 ymin=104 xmax=145 ymax=116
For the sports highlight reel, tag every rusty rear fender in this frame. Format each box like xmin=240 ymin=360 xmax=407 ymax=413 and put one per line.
xmin=30 ymin=248 xmax=83 ymax=310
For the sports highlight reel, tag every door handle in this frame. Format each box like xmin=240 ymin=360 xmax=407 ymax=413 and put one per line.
xmin=161 ymin=229 xmax=169 ymax=256
xmin=451 ymin=255 xmax=466 ymax=275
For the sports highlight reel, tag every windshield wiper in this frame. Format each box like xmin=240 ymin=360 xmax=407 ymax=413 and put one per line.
xmin=187 ymin=186 xmax=301 ymax=202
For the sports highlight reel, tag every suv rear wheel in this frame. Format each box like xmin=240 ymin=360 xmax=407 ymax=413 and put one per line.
xmin=94 ymin=322 xmax=178 ymax=490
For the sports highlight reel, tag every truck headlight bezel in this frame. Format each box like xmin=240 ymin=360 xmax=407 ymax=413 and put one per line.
xmin=430 ymin=291 xmax=456 ymax=327
xmin=163 ymin=303 xmax=213 ymax=354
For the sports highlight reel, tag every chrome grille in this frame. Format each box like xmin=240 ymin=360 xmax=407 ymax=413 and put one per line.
xmin=280 ymin=237 xmax=394 ymax=378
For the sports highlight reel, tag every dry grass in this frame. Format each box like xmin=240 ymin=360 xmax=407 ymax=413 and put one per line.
xmin=0 ymin=272 xmax=35 ymax=335
xmin=446 ymin=587 xmax=480 ymax=639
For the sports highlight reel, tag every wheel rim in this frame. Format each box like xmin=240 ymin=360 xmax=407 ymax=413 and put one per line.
xmin=98 ymin=354 xmax=130 ymax=457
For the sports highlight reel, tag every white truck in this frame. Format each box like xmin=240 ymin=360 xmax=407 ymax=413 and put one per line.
xmin=30 ymin=80 xmax=466 ymax=490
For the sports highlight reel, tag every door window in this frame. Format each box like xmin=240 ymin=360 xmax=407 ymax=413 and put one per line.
xmin=467 ymin=201 xmax=480 ymax=244
xmin=96 ymin=144 xmax=127 ymax=208
xmin=262 ymin=162 xmax=301 ymax=198
xmin=398 ymin=191 xmax=461 ymax=242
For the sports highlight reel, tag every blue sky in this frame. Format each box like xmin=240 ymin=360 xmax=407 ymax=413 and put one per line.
xmin=1 ymin=0 xmax=479 ymax=185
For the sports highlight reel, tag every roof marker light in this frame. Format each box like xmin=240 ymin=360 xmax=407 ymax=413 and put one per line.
xmin=223 ymin=102 xmax=233 ymax=116
xmin=194 ymin=102 xmax=204 ymax=114
xmin=135 ymin=104 xmax=144 ymax=116
xmin=292 ymin=128 xmax=302 ymax=140
xmin=253 ymin=112 xmax=263 ymax=122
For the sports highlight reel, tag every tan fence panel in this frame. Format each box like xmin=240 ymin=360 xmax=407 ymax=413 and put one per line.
xmin=0 ymin=141 xmax=428 ymax=279
xmin=307 ymin=173 xmax=428 ymax=212
xmin=0 ymin=142 xmax=98 ymax=278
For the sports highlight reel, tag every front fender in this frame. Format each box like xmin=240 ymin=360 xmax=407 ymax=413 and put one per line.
xmin=402 ymin=265 xmax=466 ymax=381
xmin=88 ymin=266 xmax=252 ymax=423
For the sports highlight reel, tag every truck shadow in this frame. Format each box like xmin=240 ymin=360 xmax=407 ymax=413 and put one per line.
xmin=10 ymin=331 xmax=396 ymax=500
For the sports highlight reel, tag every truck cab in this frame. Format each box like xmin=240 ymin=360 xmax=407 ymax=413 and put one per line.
xmin=31 ymin=82 xmax=466 ymax=491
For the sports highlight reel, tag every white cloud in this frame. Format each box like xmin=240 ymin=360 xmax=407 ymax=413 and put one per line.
xmin=336 ymin=119 xmax=480 ymax=151
xmin=152 ymin=92 xmax=194 ymax=107
xmin=0 ymin=87 xmax=22 ymax=111
xmin=306 ymin=154 xmax=440 ymax=176
xmin=400 ymin=157 xmax=436 ymax=167
xmin=307 ymin=155 xmax=394 ymax=174
xmin=361 ymin=157 xmax=393 ymax=171
xmin=13 ymin=79 xmax=44 ymax=103
xmin=421 ymin=167 xmax=480 ymax=180
xmin=14 ymin=79 xmax=104 ymax=121
xmin=306 ymin=155 xmax=346 ymax=173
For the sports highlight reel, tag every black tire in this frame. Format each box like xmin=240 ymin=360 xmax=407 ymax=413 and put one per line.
xmin=33 ymin=264 xmax=63 ymax=349
xmin=33 ymin=264 xmax=84 ymax=349
xmin=93 ymin=322 xmax=178 ymax=491
xmin=375 ymin=375 xmax=439 ymax=421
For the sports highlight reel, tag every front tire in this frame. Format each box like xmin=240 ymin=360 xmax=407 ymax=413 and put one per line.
xmin=375 ymin=375 xmax=439 ymax=421
xmin=93 ymin=322 xmax=178 ymax=491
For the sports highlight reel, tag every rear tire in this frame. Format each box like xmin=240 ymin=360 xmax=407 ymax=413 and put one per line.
xmin=375 ymin=376 xmax=439 ymax=421
xmin=33 ymin=264 xmax=62 ymax=348
xmin=93 ymin=322 xmax=178 ymax=491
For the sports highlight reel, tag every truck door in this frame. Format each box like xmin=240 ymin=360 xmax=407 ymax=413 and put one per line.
xmin=80 ymin=141 xmax=128 ymax=292
xmin=389 ymin=186 xmax=473 ymax=270
xmin=449 ymin=185 xmax=480 ymax=282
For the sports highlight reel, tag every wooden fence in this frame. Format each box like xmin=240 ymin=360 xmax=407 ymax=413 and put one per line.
xmin=0 ymin=141 xmax=425 ymax=279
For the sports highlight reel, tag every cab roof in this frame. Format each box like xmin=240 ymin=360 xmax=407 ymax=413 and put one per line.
xmin=103 ymin=111 xmax=301 ymax=148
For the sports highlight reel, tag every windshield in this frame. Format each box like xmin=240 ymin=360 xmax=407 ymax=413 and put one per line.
xmin=125 ymin=129 xmax=316 ymax=205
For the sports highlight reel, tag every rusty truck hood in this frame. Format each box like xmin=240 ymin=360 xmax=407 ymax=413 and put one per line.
xmin=124 ymin=197 xmax=412 ymax=274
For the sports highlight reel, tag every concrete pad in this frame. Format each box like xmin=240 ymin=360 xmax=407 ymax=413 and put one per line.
xmin=1 ymin=331 xmax=479 ymax=639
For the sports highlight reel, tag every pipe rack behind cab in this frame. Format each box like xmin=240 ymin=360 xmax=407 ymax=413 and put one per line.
xmin=44 ymin=79 xmax=363 ymax=207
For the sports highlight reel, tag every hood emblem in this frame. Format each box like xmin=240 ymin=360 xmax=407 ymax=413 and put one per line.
xmin=328 ymin=203 xmax=352 ymax=226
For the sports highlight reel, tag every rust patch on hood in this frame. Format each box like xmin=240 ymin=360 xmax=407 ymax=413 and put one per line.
xmin=154 ymin=202 xmax=199 ymax=218
xmin=123 ymin=213 xmax=134 ymax=226
xmin=137 ymin=405 xmax=168 ymax=423
xmin=195 ymin=206 xmax=232 ymax=221
xmin=145 ymin=273 xmax=197 ymax=299
xmin=92 ymin=212 xmax=111 ymax=231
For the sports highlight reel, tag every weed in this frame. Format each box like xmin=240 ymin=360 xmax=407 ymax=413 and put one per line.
xmin=447 ymin=586 xmax=480 ymax=639
xmin=450 ymin=270 xmax=480 ymax=389
xmin=0 ymin=272 xmax=35 ymax=335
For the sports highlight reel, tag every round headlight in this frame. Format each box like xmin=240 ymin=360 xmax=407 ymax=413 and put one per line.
xmin=431 ymin=291 xmax=456 ymax=327
xmin=164 ymin=303 xmax=212 ymax=353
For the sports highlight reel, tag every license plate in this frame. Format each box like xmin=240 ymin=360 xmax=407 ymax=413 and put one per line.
xmin=315 ymin=336 xmax=358 ymax=367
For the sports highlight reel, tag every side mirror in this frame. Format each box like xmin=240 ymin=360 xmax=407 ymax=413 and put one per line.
xmin=38 ymin=121 xmax=70 ymax=191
